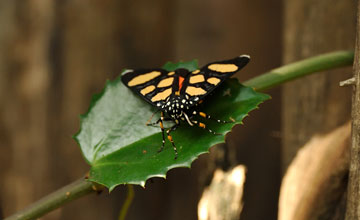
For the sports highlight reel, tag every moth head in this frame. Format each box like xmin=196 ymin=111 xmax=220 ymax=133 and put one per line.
xmin=175 ymin=68 xmax=190 ymax=77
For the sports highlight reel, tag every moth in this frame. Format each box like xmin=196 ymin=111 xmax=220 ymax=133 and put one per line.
xmin=121 ymin=55 xmax=250 ymax=159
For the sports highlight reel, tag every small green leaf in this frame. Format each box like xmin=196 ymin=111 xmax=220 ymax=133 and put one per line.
xmin=162 ymin=60 xmax=198 ymax=71
xmin=74 ymin=61 xmax=270 ymax=191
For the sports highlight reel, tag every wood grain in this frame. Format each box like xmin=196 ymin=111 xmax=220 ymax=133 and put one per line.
xmin=282 ymin=0 xmax=355 ymax=219
xmin=345 ymin=1 xmax=360 ymax=218
xmin=279 ymin=122 xmax=350 ymax=220
xmin=282 ymin=0 xmax=355 ymax=170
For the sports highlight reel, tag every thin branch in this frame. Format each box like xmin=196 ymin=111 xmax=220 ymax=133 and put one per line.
xmin=118 ymin=184 xmax=135 ymax=220
xmin=340 ymin=77 xmax=356 ymax=87
xmin=4 ymin=177 xmax=103 ymax=220
xmin=243 ymin=50 xmax=354 ymax=91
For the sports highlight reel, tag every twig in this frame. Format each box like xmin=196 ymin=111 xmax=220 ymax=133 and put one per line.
xmin=4 ymin=177 xmax=103 ymax=220
xmin=340 ymin=77 xmax=356 ymax=87
xmin=118 ymin=185 xmax=135 ymax=220
xmin=243 ymin=50 xmax=354 ymax=91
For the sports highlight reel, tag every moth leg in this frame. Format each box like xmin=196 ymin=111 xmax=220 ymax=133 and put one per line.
xmin=147 ymin=118 xmax=172 ymax=127
xmin=192 ymin=111 xmax=235 ymax=123
xmin=166 ymin=121 xmax=180 ymax=159
xmin=147 ymin=119 xmax=161 ymax=127
xmin=145 ymin=109 xmax=161 ymax=126
xmin=157 ymin=112 xmax=167 ymax=153
xmin=191 ymin=119 xmax=221 ymax=135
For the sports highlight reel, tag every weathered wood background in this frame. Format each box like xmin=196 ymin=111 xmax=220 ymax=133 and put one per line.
xmin=0 ymin=0 xmax=354 ymax=219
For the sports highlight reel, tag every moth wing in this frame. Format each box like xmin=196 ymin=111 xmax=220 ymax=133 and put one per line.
xmin=181 ymin=55 xmax=250 ymax=104
xmin=121 ymin=68 xmax=175 ymax=108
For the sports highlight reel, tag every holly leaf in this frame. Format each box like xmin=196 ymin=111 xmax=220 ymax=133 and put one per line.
xmin=74 ymin=60 xmax=270 ymax=191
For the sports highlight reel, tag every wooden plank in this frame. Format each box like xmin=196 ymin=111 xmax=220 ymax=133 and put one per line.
xmin=345 ymin=1 xmax=360 ymax=218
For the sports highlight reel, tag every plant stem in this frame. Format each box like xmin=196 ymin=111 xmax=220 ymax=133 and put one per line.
xmin=4 ymin=177 xmax=102 ymax=220
xmin=243 ymin=50 xmax=354 ymax=91
xmin=118 ymin=184 xmax=135 ymax=220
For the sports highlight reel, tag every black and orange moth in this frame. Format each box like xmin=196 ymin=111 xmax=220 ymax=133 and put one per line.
xmin=121 ymin=55 xmax=250 ymax=159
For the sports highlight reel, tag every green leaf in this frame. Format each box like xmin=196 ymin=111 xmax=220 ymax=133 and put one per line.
xmin=74 ymin=61 xmax=270 ymax=191
xmin=162 ymin=60 xmax=198 ymax=72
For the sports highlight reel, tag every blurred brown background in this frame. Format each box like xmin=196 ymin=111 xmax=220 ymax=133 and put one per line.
xmin=0 ymin=0 xmax=355 ymax=219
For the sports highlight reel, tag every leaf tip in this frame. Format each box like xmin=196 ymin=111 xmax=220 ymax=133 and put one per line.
xmin=108 ymin=186 xmax=116 ymax=192
xmin=139 ymin=181 xmax=146 ymax=188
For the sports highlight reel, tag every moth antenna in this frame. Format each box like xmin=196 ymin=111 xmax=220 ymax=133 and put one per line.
xmin=121 ymin=69 xmax=133 ymax=75
xmin=145 ymin=109 xmax=161 ymax=126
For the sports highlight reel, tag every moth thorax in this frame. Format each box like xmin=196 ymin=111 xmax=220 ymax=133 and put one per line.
xmin=162 ymin=96 xmax=191 ymax=118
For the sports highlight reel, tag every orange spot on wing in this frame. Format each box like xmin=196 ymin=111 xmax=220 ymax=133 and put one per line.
xmin=178 ymin=76 xmax=185 ymax=90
